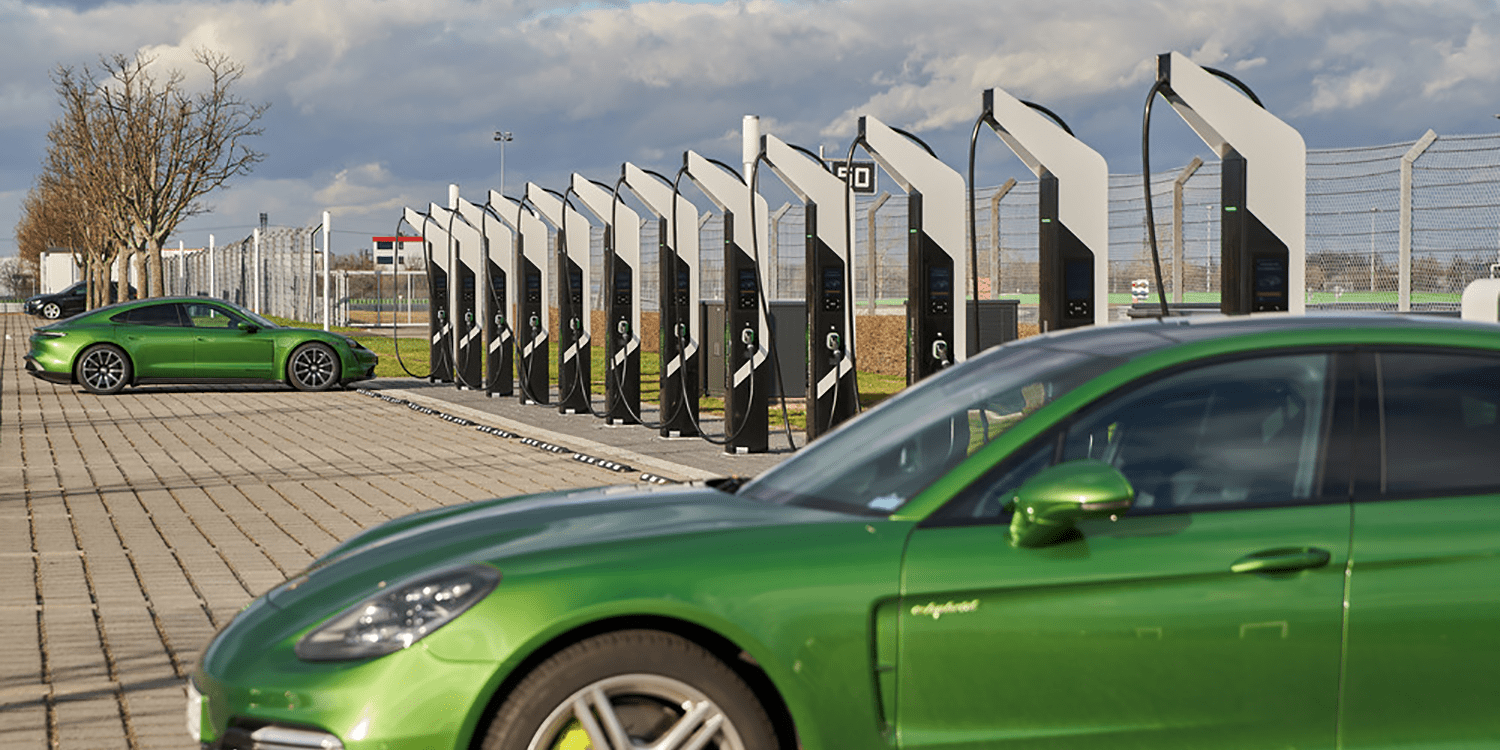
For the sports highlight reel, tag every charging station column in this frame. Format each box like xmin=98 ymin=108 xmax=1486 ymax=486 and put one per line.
xmin=505 ymin=194 xmax=551 ymax=405
xmin=979 ymin=87 xmax=1110 ymax=330
xmin=684 ymin=151 xmax=771 ymax=454
xmin=571 ymin=175 xmax=641 ymax=425
xmin=857 ymin=116 xmax=969 ymax=385
xmin=405 ymin=207 xmax=453 ymax=383
xmin=431 ymin=202 xmax=483 ymax=389
xmin=527 ymin=184 xmax=592 ymax=415
xmin=761 ymin=134 xmax=858 ymax=440
xmin=456 ymin=197 xmax=514 ymax=397
xmin=623 ymin=163 xmax=701 ymax=438
xmin=1155 ymin=51 xmax=1305 ymax=315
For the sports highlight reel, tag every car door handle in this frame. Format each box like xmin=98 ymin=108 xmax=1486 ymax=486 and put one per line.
xmin=1230 ymin=547 xmax=1331 ymax=574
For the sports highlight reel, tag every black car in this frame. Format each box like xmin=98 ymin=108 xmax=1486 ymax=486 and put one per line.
xmin=24 ymin=282 xmax=135 ymax=320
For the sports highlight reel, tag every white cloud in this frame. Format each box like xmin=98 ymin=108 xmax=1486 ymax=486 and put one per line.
xmin=1424 ymin=23 xmax=1499 ymax=96
xmin=5 ymin=0 xmax=1500 ymax=257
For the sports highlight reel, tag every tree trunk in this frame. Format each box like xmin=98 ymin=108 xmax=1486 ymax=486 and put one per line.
xmin=132 ymin=246 xmax=147 ymax=298
xmin=117 ymin=249 xmax=132 ymax=302
xmin=148 ymin=241 xmax=165 ymax=297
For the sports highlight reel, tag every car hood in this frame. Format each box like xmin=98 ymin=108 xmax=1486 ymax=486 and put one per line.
xmin=263 ymin=483 xmax=855 ymax=613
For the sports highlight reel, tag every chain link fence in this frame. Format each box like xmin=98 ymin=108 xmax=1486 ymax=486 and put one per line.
xmin=155 ymin=132 xmax=1500 ymax=326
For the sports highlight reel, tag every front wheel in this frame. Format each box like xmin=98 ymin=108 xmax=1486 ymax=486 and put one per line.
xmin=76 ymin=344 xmax=131 ymax=395
xmin=480 ymin=630 xmax=779 ymax=750
xmin=287 ymin=342 xmax=339 ymax=391
xmin=41 ymin=302 xmax=61 ymax=319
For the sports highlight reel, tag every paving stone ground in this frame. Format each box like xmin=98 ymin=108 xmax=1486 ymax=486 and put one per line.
xmin=0 ymin=313 xmax=660 ymax=749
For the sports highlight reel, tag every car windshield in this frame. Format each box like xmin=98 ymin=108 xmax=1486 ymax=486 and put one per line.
xmin=738 ymin=336 xmax=1127 ymax=516
xmin=212 ymin=301 xmax=278 ymax=329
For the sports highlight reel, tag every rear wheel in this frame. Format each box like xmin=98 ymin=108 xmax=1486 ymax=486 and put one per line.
xmin=287 ymin=342 xmax=339 ymax=391
xmin=480 ymin=630 xmax=779 ymax=750
xmin=76 ymin=344 xmax=131 ymax=395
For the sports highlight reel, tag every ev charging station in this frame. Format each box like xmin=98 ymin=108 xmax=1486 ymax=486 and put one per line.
xmin=455 ymin=196 xmax=515 ymax=397
xmin=622 ymin=162 xmax=701 ymax=438
xmin=571 ymin=174 xmax=641 ymax=425
xmin=403 ymin=206 xmax=453 ymax=383
xmin=500 ymin=191 xmax=551 ymax=405
xmin=682 ymin=150 xmax=772 ymax=454
xmin=526 ymin=183 xmax=593 ymax=415
xmin=856 ymin=115 xmax=969 ymax=384
xmin=978 ymin=87 xmax=1109 ymax=329
xmin=1154 ymin=51 xmax=1305 ymax=315
xmin=428 ymin=198 xmax=484 ymax=389
xmin=759 ymin=133 xmax=858 ymax=439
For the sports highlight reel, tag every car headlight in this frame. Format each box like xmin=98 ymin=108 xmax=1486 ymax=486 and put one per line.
xmin=294 ymin=564 xmax=500 ymax=662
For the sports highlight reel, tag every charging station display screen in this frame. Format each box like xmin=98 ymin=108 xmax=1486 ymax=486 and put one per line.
xmin=928 ymin=266 xmax=952 ymax=315
xmin=822 ymin=266 xmax=844 ymax=312
xmin=569 ymin=268 xmax=583 ymax=303
xmin=822 ymin=267 xmax=843 ymax=292
xmin=738 ymin=268 xmax=758 ymax=309
xmin=1254 ymin=257 xmax=1288 ymax=310
xmin=674 ymin=267 xmax=690 ymax=306
xmin=614 ymin=268 xmax=631 ymax=305
xmin=1065 ymin=260 xmax=1090 ymax=300
xmin=526 ymin=273 xmax=540 ymax=302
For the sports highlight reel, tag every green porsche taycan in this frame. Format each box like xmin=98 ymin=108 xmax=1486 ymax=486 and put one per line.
xmin=25 ymin=296 xmax=378 ymax=394
xmin=189 ymin=315 xmax=1500 ymax=750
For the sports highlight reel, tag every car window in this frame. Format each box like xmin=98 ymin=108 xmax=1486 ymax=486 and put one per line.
xmin=1061 ymin=353 xmax=1333 ymax=513
xmin=111 ymin=303 xmax=185 ymax=327
xmin=737 ymin=340 xmax=1126 ymax=515
xmin=184 ymin=302 xmax=245 ymax=328
xmin=1377 ymin=351 xmax=1500 ymax=496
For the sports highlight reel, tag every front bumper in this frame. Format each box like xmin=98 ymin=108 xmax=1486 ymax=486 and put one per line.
xmin=191 ymin=641 xmax=493 ymax=750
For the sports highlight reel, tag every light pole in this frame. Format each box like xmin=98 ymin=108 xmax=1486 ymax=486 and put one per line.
xmin=493 ymin=131 xmax=513 ymax=196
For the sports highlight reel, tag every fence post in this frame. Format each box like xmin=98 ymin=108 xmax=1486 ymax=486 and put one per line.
xmin=1173 ymin=158 xmax=1203 ymax=304
xmin=322 ymin=212 xmax=332 ymax=330
xmin=1399 ymin=130 xmax=1437 ymax=312
xmin=990 ymin=180 xmax=1015 ymax=299
xmin=866 ymin=192 xmax=890 ymax=312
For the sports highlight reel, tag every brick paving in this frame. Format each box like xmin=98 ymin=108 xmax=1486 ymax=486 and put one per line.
xmin=0 ymin=314 xmax=651 ymax=749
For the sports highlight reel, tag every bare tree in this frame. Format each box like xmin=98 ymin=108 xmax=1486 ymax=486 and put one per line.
xmin=37 ymin=50 xmax=267 ymax=300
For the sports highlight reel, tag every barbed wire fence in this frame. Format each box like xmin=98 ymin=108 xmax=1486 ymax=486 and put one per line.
xmin=155 ymin=131 xmax=1500 ymax=325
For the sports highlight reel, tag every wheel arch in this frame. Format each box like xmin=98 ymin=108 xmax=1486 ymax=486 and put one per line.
xmin=283 ymin=337 xmax=347 ymax=388
xmin=72 ymin=341 xmax=135 ymax=388
xmin=467 ymin=614 xmax=799 ymax=750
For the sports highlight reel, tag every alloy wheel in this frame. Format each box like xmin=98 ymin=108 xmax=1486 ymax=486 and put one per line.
xmin=529 ymin=674 xmax=745 ymax=750
xmin=80 ymin=347 xmax=127 ymax=393
xmin=291 ymin=344 xmax=336 ymax=390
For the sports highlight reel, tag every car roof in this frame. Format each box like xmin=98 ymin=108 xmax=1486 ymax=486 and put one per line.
xmin=1018 ymin=312 xmax=1500 ymax=358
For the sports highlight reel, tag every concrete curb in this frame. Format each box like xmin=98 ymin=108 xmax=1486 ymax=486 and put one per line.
xmin=380 ymin=388 xmax=721 ymax=482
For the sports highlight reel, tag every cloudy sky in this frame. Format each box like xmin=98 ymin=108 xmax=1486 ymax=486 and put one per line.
xmin=2 ymin=0 xmax=1498 ymax=259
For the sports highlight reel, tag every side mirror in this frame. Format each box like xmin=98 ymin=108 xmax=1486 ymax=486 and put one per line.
xmin=1008 ymin=460 xmax=1134 ymax=548
xmin=238 ymin=322 xmax=259 ymax=333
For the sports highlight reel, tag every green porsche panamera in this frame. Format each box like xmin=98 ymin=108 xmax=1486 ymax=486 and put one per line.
xmin=24 ymin=296 xmax=378 ymax=394
xmin=189 ymin=315 xmax=1500 ymax=750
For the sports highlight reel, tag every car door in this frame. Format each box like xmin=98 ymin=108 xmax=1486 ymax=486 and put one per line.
xmin=897 ymin=351 xmax=1354 ymax=750
xmin=114 ymin=303 xmax=195 ymax=378
xmin=185 ymin=301 xmax=276 ymax=379
xmin=1340 ymin=348 xmax=1500 ymax=748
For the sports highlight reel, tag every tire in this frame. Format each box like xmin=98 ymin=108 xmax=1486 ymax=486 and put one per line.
xmin=76 ymin=344 xmax=131 ymax=395
xmin=479 ymin=630 xmax=779 ymax=750
xmin=42 ymin=302 xmax=61 ymax=319
xmin=287 ymin=342 xmax=339 ymax=391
